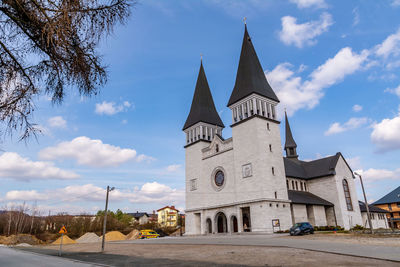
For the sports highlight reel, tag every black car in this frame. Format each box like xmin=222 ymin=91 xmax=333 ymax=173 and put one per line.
xmin=290 ymin=222 xmax=314 ymax=236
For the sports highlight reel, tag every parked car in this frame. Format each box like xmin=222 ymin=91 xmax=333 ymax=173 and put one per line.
xmin=139 ymin=229 xmax=160 ymax=239
xmin=290 ymin=222 xmax=314 ymax=236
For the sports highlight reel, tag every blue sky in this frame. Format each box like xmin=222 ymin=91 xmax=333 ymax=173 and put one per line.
xmin=1 ymin=0 xmax=400 ymax=214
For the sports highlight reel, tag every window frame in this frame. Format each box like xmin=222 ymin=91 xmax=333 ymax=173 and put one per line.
xmin=342 ymin=179 xmax=353 ymax=211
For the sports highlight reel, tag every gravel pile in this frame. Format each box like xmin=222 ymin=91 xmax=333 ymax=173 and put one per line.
xmin=100 ymin=231 xmax=126 ymax=241
xmin=76 ymin=232 xmax=100 ymax=243
xmin=126 ymin=230 xmax=139 ymax=240
xmin=52 ymin=235 xmax=76 ymax=245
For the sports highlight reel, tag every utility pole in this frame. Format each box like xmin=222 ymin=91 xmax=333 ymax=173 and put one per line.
xmin=101 ymin=186 xmax=115 ymax=253
xmin=354 ymin=172 xmax=374 ymax=234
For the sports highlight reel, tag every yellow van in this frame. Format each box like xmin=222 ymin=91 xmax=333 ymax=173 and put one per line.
xmin=139 ymin=229 xmax=160 ymax=239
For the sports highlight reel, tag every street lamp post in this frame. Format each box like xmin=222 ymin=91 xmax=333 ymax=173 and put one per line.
xmin=101 ymin=185 xmax=115 ymax=252
xmin=354 ymin=172 xmax=374 ymax=234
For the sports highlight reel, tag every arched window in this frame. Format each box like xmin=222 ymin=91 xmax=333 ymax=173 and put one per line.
xmin=295 ymin=181 xmax=298 ymax=190
xmin=342 ymin=179 xmax=353 ymax=211
xmin=292 ymin=180 xmax=295 ymax=190
xmin=216 ymin=144 xmax=219 ymax=153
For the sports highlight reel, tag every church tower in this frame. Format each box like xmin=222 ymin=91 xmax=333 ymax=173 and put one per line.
xmin=228 ymin=25 xmax=289 ymax=204
xmin=183 ymin=61 xmax=224 ymax=216
xmin=284 ymin=112 xmax=299 ymax=159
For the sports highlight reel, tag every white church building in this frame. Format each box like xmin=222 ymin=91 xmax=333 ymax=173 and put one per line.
xmin=183 ymin=25 xmax=362 ymax=235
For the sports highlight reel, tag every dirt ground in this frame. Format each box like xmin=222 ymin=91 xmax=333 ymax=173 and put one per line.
xmin=19 ymin=242 xmax=399 ymax=267
xmin=284 ymin=233 xmax=400 ymax=247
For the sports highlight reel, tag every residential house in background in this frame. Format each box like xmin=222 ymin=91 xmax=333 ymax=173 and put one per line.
xmin=128 ymin=212 xmax=149 ymax=225
xmin=359 ymin=201 xmax=389 ymax=229
xmin=157 ymin=206 xmax=179 ymax=227
xmin=373 ymin=186 xmax=400 ymax=229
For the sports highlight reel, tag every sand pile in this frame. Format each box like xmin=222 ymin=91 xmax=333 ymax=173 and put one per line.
xmin=15 ymin=243 xmax=32 ymax=247
xmin=126 ymin=229 xmax=140 ymax=240
xmin=100 ymin=231 xmax=126 ymax=241
xmin=52 ymin=235 xmax=76 ymax=245
xmin=0 ymin=234 xmax=41 ymax=245
xmin=76 ymin=232 xmax=100 ymax=243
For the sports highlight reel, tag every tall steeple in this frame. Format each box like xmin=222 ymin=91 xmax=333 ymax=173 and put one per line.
xmin=228 ymin=25 xmax=279 ymax=107
xmin=228 ymin=25 xmax=280 ymax=125
xmin=183 ymin=61 xmax=224 ymax=146
xmin=284 ymin=111 xmax=298 ymax=159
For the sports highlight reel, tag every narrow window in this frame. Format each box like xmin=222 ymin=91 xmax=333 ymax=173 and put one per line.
xmin=274 ymin=192 xmax=277 ymax=199
xmin=292 ymin=180 xmax=295 ymax=190
xmin=388 ymin=204 xmax=392 ymax=211
xmin=304 ymin=183 xmax=307 ymax=191
xmin=286 ymin=180 xmax=289 ymax=189
xmin=267 ymin=123 xmax=270 ymax=131
xmin=272 ymin=167 xmax=275 ymax=175
xmin=295 ymin=181 xmax=298 ymax=191
xmin=269 ymin=144 xmax=272 ymax=152
xmin=342 ymin=179 xmax=353 ymax=211
xmin=216 ymin=144 xmax=219 ymax=153
xmin=300 ymin=183 xmax=303 ymax=191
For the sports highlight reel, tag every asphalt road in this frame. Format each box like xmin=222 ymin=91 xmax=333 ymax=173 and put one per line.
xmin=0 ymin=246 xmax=100 ymax=267
xmin=117 ymin=234 xmax=400 ymax=262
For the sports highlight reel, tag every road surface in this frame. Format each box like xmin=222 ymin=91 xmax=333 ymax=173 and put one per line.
xmin=117 ymin=234 xmax=400 ymax=262
xmin=0 ymin=245 xmax=100 ymax=267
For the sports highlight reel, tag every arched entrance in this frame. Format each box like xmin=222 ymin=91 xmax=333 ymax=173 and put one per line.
xmin=215 ymin=212 xmax=227 ymax=233
xmin=206 ymin=218 xmax=212 ymax=234
xmin=231 ymin=216 xmax=238 ymax=233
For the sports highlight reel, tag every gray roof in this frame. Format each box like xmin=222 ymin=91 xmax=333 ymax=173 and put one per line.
xmin=183 ymin=61 xmax=224 ymax=130
xmin=373 ymin=186 xmax=400 ymax=205
xmin=288 ymin=190 xmax=333 ymax=206
xmin=284 ymin=153 xmax=353 ymax=180
xmin=127 ymin=212 xmax=149 ymax=219
xmin=359 ymin=201 xmax=389 ymax=213
xmin=227 ymin=25 xmax=279 ymax=107
xmin=284 ymin=112 xmax=297 ymax=150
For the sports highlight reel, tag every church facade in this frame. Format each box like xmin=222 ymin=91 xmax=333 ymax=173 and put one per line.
xmin=183 ymin=26 xmax=362 ymax=235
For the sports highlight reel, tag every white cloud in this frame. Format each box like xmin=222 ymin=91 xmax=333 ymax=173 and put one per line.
xmin=325 ymin=117 xmax=369 ymax=136
xmin=352 ymin=104 xmax=363 ymax=112
xmin=5 ymin=190 xmax=48 ymax=201
xmin=48 ymin=116 xmax=67 ymax=128
xmin=130 ymin=182 xmax=184 ymax=205
xmin=352 ymin=7 xmax=360 ymax=26
xmin=3 ymin=182 xmax=184 ymax=208
xmin=392 ymin=0 xmax=400 ymax=7
xmin=0 ymin=152 xmax=79 ymax=181
xmin=289 ymin=0 xmax=327 ymax=9
xmin=166 ymin=164 xmax=181 ymax=172
xmin=279 ymin=12 xmax=333 ymax=48
xmin=371 ymin=107 xmax=400 ymax=152
xmin=39 ymin=136 xmax=151 ymax=167
xmin=375 ymin=28 xmax=400 ymax=59
xmin=266 ymin=47 xmax=368 ymax=116
xmin=384 ymin=84 xmax=400 ymax=98
xmin=355 ymin=168 xmax=400 ymax=182
xmin=95 ymin=101 xmax=132 ymax=115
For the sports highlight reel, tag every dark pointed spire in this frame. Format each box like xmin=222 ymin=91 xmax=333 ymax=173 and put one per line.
xmin=284 ymin=111 xmax=298 ymax=159
xmin=227 ymin=25 xmax=279 ymax=107
xmin=183 ymin=61 xmax=224 ymax=130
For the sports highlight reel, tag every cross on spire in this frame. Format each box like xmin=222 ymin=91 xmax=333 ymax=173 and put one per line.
xmin=243 ymin=17 xmax=247 ymax=25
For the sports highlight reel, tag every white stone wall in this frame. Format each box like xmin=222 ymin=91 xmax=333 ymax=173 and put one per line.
xmin=361 ymin=212 xmax=389 ymax=229
xmin=292 ymin=204 xmax=308 ymax=223
xmin=185 ymin=141 xmax=212 ymax=210
xmin=306 ymin=155 xmax=363 ymax=230
xmin=333 ymin=156 xmax=363 ymax=229
xmin=231 ymin=117 xmax=289 ymax=202
xmin=313 ymin=205 xmax=327 ymax=226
